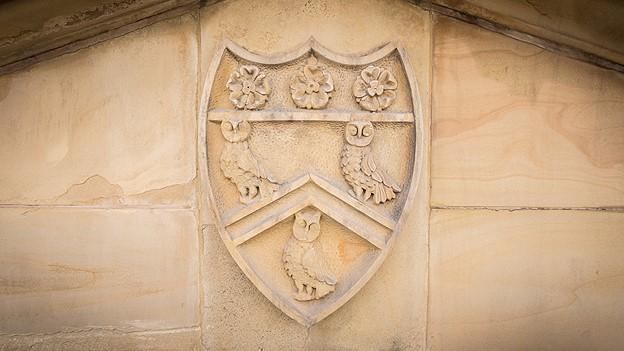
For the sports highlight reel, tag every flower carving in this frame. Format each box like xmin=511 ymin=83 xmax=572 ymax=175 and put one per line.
xmin=352 ymin=65 xmax=398 ymax=112
xmin=290 ymin=55 xmax=334 ymax=109
xmin=226 ymin=65 xmax=271 ymax=110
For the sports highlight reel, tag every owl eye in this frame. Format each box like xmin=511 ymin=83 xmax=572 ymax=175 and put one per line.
xmin=297 ymin=219 xmax=306 ymax=227
xmin=362 ymin=125 xmax=372 ymax=137
xmin=225 ymin=122 xmax=233 ymax=131
xmin=348 ymin=125 xmax=358 ymax=136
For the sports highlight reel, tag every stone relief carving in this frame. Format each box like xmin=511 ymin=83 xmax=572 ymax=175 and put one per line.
xmin=283 ymin=208 xmax=337 ymax=301
xmin=290 ymin=55 xmax=334 ymax=109
xmin=341 ymin=120 xmax=401 ymax=204
xmin=201 ymin=38 xmax=421 ymax=326
xmin=219 ymin=119 xmax=280 ymax=204
xmin=353 ymin=65 xmax=398 ymax=112
xmin=226 ymin=65 xmax=271 ymax=109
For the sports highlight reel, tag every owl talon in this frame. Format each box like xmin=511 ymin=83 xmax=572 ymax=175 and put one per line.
xmin=294 ymin=292 xmax=314 ymax=301
xmin=239 ymin=194 xmax=252 ymax=204
xmin=363 ymin=189 xmax=372 ymax=201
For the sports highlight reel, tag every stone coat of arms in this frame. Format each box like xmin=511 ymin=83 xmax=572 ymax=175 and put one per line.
xmin=199 ymin=38 xmax=423 ymax=326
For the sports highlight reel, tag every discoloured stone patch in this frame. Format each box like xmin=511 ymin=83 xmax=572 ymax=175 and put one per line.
xmin=0 ymin=14 xmax=198 ymax=207
xmin=0 ymin=208 xmax=199 ymax=334
xmin=432 ymin=16 xmax=624 ymax=208
xmin=429 ymin=209 xmax=624 ymax=351
xmin=0 ymin=327 xmax=200 ymax=351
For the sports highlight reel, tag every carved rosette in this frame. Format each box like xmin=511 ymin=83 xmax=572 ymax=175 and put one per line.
xmin=352 ymin=65 xmax=397 ymax=112
xmin=290 ymin=55 xmax=334 ymax=109
xmin=226 ymin=65 xmax=271 ymax=110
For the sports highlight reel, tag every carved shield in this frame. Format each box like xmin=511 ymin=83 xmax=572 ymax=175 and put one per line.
xmin=199 ymin=38 xmax=423 ymax=326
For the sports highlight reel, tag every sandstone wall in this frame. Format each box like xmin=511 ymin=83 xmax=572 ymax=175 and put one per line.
xmin=0 ymin=1 xmax=622 ymax=350
xmin=0 ymin=13 xmax=201 ymax=350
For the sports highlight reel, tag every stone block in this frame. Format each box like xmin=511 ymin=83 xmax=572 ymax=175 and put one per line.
xmin=429 ymin=209 xmax=624 ymax=351
xmin=198 ymin=1 xmax=431 ymax=348
xmin=431 ymin=17 xmax=624 ymax=208
xmin=0 ymin=15 xmax=198 ymax=207
xmin=0 ymin=208 xmax=199 ymax=334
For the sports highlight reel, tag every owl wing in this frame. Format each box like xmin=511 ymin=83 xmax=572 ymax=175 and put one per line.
xmin=220 ymin=144 xmax=244 ymax=179
xmin=362 ymin=150 xmax=401 ymax=192
xmin=236 ymin=147 xmax=277 ymax=182
xmin=234 ymin=147 xmax=263 ymax=177
xmin=302 ymin=247 xmax=337 ymax=285
xmin=283 ymin=239 xmax=304 ymax=277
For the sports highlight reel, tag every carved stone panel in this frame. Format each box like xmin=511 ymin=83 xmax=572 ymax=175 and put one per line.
xmin=199 ymin=38 xmax=423 ymax=326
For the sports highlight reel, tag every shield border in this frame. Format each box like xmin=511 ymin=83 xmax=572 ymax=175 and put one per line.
xmin=198 ymin=37 xmax=424 ymax=326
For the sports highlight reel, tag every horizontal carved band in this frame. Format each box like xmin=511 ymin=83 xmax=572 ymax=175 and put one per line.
xmin=207 ymin=110 xmax=414 ymax=122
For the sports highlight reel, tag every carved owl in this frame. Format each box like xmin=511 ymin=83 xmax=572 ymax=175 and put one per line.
xmin=340 ymin=120 xmax=401 ymax=204
xmin=219 ymin=119 xmax=279 ymax=204
xmin=283 ymin=208 xmax=336 ymax=301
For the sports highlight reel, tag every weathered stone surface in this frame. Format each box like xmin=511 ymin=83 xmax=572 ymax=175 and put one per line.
xmin=199 ymin=0 xmax=430 ymax=348
xmin=0 ymin=328 xmax=200 ymax=351
xmin=202 ymin=205 xmax=427 ymax=350
xmin=0 ymin=208 xmax=199 ymax=334
xmin=433 ymin=0 xmax=624 ymax=65
xmin=432 ymin=16 xmax=624 ymax=208
xmin=0 ymin=14 xmax=197 ymax=207
xmin=199 ymin=0 xmax=431 ymax=94
xmin=429 ymin=209 xmax=624 ymax=351
xmin=0 ymin=0 xmax=199 ymax=74
xmin=1 ymin=1 xmax=621 ymax=350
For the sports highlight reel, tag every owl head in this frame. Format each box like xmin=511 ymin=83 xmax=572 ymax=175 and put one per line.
xmin=345 ymin=120 xmax=374 ymax=147
xmin=221 ymin=119 xmax=251 ymax=142
xmin=293 ymin=208 xmax=321 ymax=242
